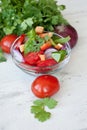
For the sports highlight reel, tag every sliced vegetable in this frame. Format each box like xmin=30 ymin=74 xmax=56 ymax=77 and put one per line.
xmin=12 ymin=50 xmax=24 ymax=62
xmin=37 ymin=58 xmax=57 ymax=67
xmin=44 ymin=48 xmax=57 ymax=59
xmin=24 ymin=52 xmax=40 ymax=65
xmin=40 ymin=41 xmax=52 ymax=51
xmin=35 ymin=26 xmax=44 ymax=34
xmin=52 ymin=50 xmax=67 ymax=62
xmin=52 ymin=52 xmax=61 ymax=62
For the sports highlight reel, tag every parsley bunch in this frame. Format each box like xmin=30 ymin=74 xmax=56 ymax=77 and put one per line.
xmin=31 ymin=98 xmax=58 ymax=122
xmin=0 ymin=0 xmax=68 ymax=39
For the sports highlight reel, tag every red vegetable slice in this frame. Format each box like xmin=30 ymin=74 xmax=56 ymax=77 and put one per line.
xmin=37 ymin=58 xmax=57 ymax=67
xmin=24 ymin=52 xmax=40 ymax=65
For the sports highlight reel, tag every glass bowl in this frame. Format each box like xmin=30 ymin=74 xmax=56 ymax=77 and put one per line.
xmin=10 ymin=33 xmax=71 ymax=75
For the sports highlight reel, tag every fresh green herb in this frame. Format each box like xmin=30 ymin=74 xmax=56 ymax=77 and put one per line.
xmin=53 ymin=36 xmax=70 ymax=44
xmin=0 ymin=48 xmax=7 ymax=63
xmin=31 ymin=97 xmax=58 ymax=122
xmin=0 ymin=0 xmax=68 ymax=39
xmin=52 ymin=50 xmax=67 ymax=62
xmin=24 ymin=29 xmax=45 ymax=54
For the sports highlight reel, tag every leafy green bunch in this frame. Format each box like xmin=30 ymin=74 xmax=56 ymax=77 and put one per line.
xmin=0 ymin=0 xmax=68 ymax=39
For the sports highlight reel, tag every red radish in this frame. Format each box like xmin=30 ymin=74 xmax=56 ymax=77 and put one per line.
xmin=54 ymin=24 xmax=78 ymax=48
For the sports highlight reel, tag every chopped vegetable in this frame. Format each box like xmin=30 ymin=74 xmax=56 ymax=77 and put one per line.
xmin=31 ymin=97 xmax=58 ymax=122
xmin=52 ymin=50 xmax=67 ymax=62
xmin=12 ymin=26 xmax=70 ymax=68
xmin=40 ymin=41 xmax=52 ymax=51
xmin=37 ymin=59 xmax=57 ymax=67
xmin=35 ymin=26 xmax=44 ymax=34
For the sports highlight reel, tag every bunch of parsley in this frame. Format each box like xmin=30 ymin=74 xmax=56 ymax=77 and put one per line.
xmin=0 ymin=0 xmax=68 ymax=39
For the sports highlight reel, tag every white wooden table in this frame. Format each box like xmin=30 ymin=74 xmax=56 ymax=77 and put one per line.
xmin=0 ymin=0 xmax=87 ymax=130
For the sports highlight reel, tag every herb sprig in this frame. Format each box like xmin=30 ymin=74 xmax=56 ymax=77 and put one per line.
xmin=24 ymin=29 xmax=45 ymax=54
xmin=31 ymin=97 xmax=58 ymax=122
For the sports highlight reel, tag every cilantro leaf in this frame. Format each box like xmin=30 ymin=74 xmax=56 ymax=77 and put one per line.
xmin=24 ymin=29 xmax=44 ymax=54
xmin=31 ymin=97 xmax=58 ymax=122
xmin=53 ymin=36 xmax=70 ymax=44
xmin=35 ymin=111 xmax=51 ymax=122
xmin=43 ymin=98 xmax=58 ymax=109
xmin=20 ymin=18 xmax=33 ymax=31
xmin=31 ymin=105 xmax=43 ymax=114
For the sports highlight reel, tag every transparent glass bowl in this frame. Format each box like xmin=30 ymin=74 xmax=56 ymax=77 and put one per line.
xmin=10 ymin=33 xmax=71 ymax=75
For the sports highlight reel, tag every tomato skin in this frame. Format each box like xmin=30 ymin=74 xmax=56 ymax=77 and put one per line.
xmin=0 ymin=34 xmax=18 ymax=53
xmin=31 ymin=75 xmax=60 ymax=98
xmin=24 ymin=52 xmax=40 ymax=65
xmin=37 ymin=58 xmax=57 ymax=67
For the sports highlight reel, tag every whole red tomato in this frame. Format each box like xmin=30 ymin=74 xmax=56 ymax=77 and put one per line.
xmin=31 ymin=75 xmax=60 ymax=98
xmin=0 ymin=34 xmax=18 ymax=53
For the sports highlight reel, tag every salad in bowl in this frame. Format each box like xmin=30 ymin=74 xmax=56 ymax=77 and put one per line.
xmin=10 ymin=26 xmax=71 ymax=75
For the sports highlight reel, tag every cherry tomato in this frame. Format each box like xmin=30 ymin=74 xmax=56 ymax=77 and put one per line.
xmin=37 ymin=58 xmax=57 ymax=67
xmin=0 ymin=34 xmax=18 ymax=53
xmin=24 ymin=52 xmax=40 ymax=65
xmin=31 ymin=75 xmax=60 ymax=98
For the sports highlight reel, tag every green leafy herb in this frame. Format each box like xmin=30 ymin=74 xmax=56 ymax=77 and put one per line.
xmin=0 ymin=0 xmax=68 ymax=40
xmin=52 ymin=50 xmax=67 ymax=62
xmin=0 ymin=48 xmax=7 ymax=63
xmin=31 ymin=97 xmax=58 ymax=122
xmin=24 ymin=29 xmax=45 ymax=54
xmin=53 ymin=36 xmax=70 ymax=44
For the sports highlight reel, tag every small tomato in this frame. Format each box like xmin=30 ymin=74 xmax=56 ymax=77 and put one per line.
xmin=31 ymin=75 xmax=60 ymax=98
xmin=0 ymin=34 xmax=18 ymax=53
